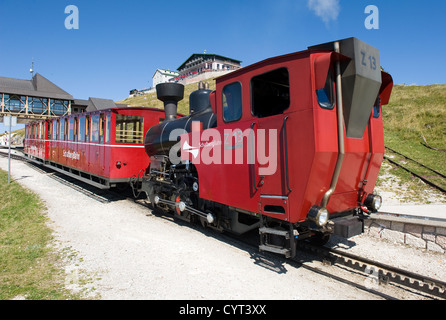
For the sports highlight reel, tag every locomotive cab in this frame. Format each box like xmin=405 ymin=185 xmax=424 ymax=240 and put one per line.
xmin=141 ymin=37 xmax=393 ymax=258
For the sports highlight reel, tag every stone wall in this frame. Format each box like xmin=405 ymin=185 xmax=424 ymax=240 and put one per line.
xmin=365 ymin=213 xmax=446 ymax=254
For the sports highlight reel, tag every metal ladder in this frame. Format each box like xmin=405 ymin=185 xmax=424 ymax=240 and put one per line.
xmin=259 ymin=225 xmax=297 ymax=259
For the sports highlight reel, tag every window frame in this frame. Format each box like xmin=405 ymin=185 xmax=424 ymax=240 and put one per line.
xmin=68 ymin=118 xmax=75 ymax=141
xmin=250 ymin=67 xmax=291 ymax=118
xmin=373 ymin=97 xmax=381 ymax=119
xmin=222 ymin=81 xmax=243 ymax=123
xmin=115 ymin=114 xmax=144 ymax=144
xmin=105 ymin=114 xmax=111 ymax=143
xmin=90 ymin=115 xmax=100 ymax=143
xmin=316 ymin=68 xmax=335 ymax=110
xmin=59 ymin=119 xmax=64 ymax=140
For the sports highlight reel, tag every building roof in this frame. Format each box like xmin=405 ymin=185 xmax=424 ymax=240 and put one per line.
xmin=177 ymin=53 xmax=242 ymax=71
xmin=153 ymin=69 xmax=179 ymax=78
xmin=72 ymin=97 xmax=127 ymax=112
xmin=0 ymin=73 xmax=73 ymax=100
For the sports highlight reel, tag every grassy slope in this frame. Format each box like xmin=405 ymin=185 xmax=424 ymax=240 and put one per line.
xmin=378 ymin=84 xmax=446 ymax=203
xmin=383 ymin=84 xmax=446 ymax=173
xmin=0 ymin=169 xmax=82 ymax=300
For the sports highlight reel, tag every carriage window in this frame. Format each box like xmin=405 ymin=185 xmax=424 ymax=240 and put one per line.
xmin=74 ymin=117 xmax=79 ymax=142
xmin=251 ymin=68 xmax=290 ymax=118
xmin=316 ymin=69 xmax=335 ymax=110
xmin=68 ymin=118 xmax=75 ymax=141
xmin=99 ymin=113 xmax=105 ymax=143
xmin=48 ymin=122 xmax=51 ymax=140
xmin=115 ymin=114 xmax=144 ymax=144
xmin=53 ymin=121 xmax=57 ymax=140
xmin=106 ymin=114 xmax=111 ymax=143
xmin=91 ymin=115 xmax=100 ymax=143
xmin=59 ymin=120 xmax=64 ymax=140
xmin=79 ymin=117 xmax=86 ymax=142
xmin=64 ymin=119 xmax=68 ymax=140
xmin=85 ymin=116 xmax=90 ymax=142
xmin=223 ymin=82 xmax=242 ymax=122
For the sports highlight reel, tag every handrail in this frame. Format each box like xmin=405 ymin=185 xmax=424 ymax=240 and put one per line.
xmin=250 ymin=122 xmax=257 ymax=192
xmin=283 ymin=116 xmax=292 ymax=192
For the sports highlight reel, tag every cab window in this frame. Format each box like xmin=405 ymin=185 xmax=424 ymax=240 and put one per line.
xmin=251 ymin=67 xmax=290 ymax=118
xmin=316 ymin=69 xmax=335 ymax=110
xmin=373 ymin=97 xmax=381 ymax=118
xmin=222 ymin=82 xmax=242 ymax=122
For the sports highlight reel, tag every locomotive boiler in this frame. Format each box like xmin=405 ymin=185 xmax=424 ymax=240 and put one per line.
xmin=139 ymin=37 xmax=393 ymax=258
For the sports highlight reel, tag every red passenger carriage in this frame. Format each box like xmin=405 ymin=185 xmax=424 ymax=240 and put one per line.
xmin=25 ymin=107 xmax=168 ymax=189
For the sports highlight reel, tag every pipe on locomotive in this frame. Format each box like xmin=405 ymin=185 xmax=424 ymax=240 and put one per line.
xmin=321 ymin=41 xmax=345 ymax=209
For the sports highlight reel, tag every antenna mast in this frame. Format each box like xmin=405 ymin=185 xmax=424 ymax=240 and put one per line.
xmin=30 ymin=58 xmax=34 ymax=78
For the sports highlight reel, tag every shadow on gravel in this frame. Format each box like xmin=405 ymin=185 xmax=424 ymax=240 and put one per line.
xmin=249 ymin=252 xmax=288 ymax=274
xmin=325 ymin=235 xmax=358 ymax=250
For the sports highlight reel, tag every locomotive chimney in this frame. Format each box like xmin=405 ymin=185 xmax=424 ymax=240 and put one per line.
xmin=189 ymin=81 xmax=212 ymax=114
xmin=156 ymin=83 xmax=184 ymax=121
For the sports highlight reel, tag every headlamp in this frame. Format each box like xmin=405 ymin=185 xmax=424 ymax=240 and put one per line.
xmin=308 ymin=206 xmax=329 ymax=227
xmin=364 ymin=194 xmax=382 ymax=212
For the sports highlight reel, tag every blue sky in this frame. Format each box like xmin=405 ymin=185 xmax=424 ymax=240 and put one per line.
xmin=1 ymin=0 xmax=446 ymax=132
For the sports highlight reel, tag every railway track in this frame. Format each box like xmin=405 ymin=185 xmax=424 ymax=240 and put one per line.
xmin=296 ymin=242 xmax=446 ymax=300
xmin=2 ymin=149 xmax=445 ymax=300
xmin=214 ymin=228 xmax=446 ymax=300
xmin=384 ymin=146 xmax=446 ymax=194
xmin=0 ymin=150 xmax=121 ymax=204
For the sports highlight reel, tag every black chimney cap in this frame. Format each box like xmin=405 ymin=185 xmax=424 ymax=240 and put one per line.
xmin=156 ymin=83 xmax=184 ymax=102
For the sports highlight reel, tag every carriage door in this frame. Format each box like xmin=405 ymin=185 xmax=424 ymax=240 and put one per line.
xmin=89 ymin=114 xmax=103 ymax=176
xmin=98 ymin=113 xmax=107 ymax=177
xmin=251 ymin=67 xmax=291 ymax=220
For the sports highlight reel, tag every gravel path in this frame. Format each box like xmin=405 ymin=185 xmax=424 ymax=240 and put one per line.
xmin=1 ymin=155 xmax=445 ymax=300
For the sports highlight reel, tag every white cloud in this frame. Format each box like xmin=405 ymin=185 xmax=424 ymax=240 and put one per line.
xmin=307 ymin=0 xmax=340 ymax=24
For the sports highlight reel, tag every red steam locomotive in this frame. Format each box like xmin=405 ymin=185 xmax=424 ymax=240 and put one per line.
xmin=24 ymin=37 xmax=393 ymax=258
xmin=140 ymin=37 xmax=393 ymax=258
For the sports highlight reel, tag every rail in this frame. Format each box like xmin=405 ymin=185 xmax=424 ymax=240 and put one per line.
xmin=297 ymin=242 xmax=446 ymax=299
xmin=384 ymin=146 xmax=446 ymax=194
